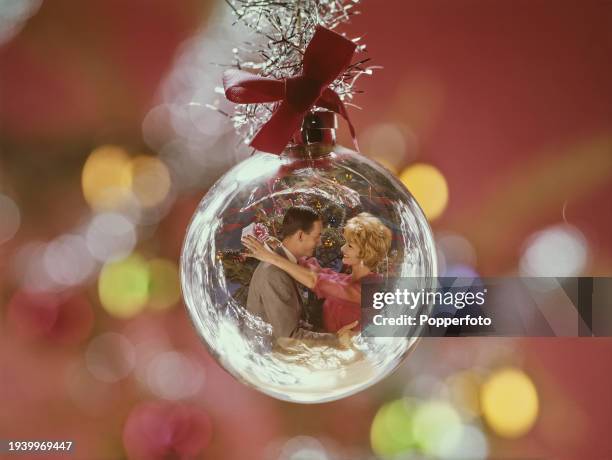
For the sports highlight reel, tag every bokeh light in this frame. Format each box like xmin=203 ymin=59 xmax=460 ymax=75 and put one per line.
xmin=133 ymin=334 xmax=173 ymax=388
xmin=0 ymin=193 xmax=21 ymax=243
xmin=481 ymin=368 xmax=539 ymax=438
xmin=146 ymin=351 xmax=205 ymax=400
xmin=0 ymin=0 xmax=42 ymax=45
xmin=443 ymin=264 xmax=480 ymax=279
xmin=145 ymin=97 xmax=247 ymax=191
xmin=44 ymin=234 xmax=96 ymax=287
xmin=7 ymin=291 xmax=94 ymax=345
xmin=405 ymin=374 xmax=448 ymax=400
xmin=13 ymin=241 xmax=57 ymax=292
xmin=520 ymin=223 xmax=588 ymax=276
xmin=147 ymin=258 xmax=181 ymax=310
xmin=362 ymin=123 xmax=418 ymax=172
xmin=85 ymin=332 xmax=136 ymax=383
xmin=81 ymin=145 xmax=133 ymax=210
xmin=446 ymin=371 xmax=482 ymax=421
xmin=445 ymin=425 xmax=488 ymax=460
xmin=122 ymin=401 xmax=213 ymax=459
xmin=98 ymin=254 xmax=150 ymax=318
xmin=411 ymin=400 xmax=463 ymax=457
xmin=399 ymin=163 xmax=449 ymax=220
xmin=436 ymin=231 xmax=477 ymax=268
xmin=86 ymin=213 xmax=137 ymax=262
xmin=278 ymin=436 xmax=329 ymax=460
xmin=370 ymin=399 xmax=415 ymax=457
xmin=130 ymin=155 xmax=172 ymax=208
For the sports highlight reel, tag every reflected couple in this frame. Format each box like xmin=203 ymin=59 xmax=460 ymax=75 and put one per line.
xmin=242 ymin=205 xmax=392 ymax=348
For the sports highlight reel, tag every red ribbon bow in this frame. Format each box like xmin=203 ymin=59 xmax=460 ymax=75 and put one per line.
xmin=223 ymin=26 xmax=358 ymax=154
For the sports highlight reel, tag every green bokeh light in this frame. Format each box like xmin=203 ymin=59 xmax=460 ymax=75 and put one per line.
xmin=98 ymin=254 xmax=150 ymax=318
xmin=370 ymin=399 xmax=417 ymax=457
xmin=148 ymin=258 xmax=181 ymax=310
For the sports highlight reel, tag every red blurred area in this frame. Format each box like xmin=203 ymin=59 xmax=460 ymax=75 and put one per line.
xmin=0 ymin=0 xmax=205 ymax=141
xmin=343 ymin=0 xmax=612 ymax=274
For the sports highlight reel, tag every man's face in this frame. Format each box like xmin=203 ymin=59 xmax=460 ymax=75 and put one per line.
xmin=297 ymin=220 xmax=322 ymax=257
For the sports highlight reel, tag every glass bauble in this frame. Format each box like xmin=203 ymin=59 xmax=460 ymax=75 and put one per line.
xmin=181 ymin=143 xmax=436 ymax=403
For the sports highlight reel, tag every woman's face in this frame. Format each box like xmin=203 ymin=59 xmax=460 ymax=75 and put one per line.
xmin=340 ymin=232 xmax=362 ymax=267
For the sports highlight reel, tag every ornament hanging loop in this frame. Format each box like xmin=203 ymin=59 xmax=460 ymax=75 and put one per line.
xmin=285 ymin=110 xmax=338 ymax=159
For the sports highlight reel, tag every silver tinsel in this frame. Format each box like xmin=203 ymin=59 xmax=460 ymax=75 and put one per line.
xmin=214 ymin=0 xmax=376 ymax=145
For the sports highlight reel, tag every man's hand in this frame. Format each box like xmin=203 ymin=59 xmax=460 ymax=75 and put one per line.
xmin=337 ymin=320 xmax=359 ymax=348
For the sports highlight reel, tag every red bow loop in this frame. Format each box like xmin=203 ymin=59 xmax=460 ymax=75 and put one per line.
xmin=302 ymin=26 xmax=357 ymax=85
xmin=222 ymin=70 xmax=284 ymax=103
xmin=222 ymin=25 xmax=359 ymax=154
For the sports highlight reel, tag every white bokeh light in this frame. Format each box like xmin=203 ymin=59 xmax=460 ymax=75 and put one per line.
xmin=443 ymin=424 xmax=488 ymax=460
xmin=146 ymin=351 xmax=205 ymax=400
xmin=14 ymin=241 xmax=59 ymax=292
xmin=436 ymin=231 xmax=477 ymax=268
xmin=86 ymin=212 xmax=137 ymax=262
xmin=85 ymin=332 xmax=136 ymax=383
xmin=44 ymin=234 xmax=97 ymax=286
xmin=279 ymin=436 xmax=329 ymax=460
xmin=0 ymin=0 xmax=42 ymax=45
xmin=520 ymin=224 xmax=588 ymax=277
xmin=144 ymin=5 xmax=251 ymax=191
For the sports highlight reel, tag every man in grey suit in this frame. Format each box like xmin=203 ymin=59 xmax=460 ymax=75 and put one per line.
xmin=246 ymin=206 xmax=323 ymax=339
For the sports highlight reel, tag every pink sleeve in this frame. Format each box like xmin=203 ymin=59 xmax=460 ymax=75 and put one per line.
xmin=313 ymin=273 xmax=361 ymax=303
xmin=298 ymin=256 xmax=324 ymax=273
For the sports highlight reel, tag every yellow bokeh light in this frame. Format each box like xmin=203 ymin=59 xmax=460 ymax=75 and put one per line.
xmin=399 ymin=163 xmax=449 ymax=220
xmin=446 ymin=371 xmax=482 ymax=420
xmin=481 ymin=368 xmax=539 ymax=438
xmin=148 ymin=258 xmax=181 ymax=310
xmin=82 ymin=145 xmax=133 ymax=210
xmin=98 ymin=254 xmax=149 ymax=318
xmin=370 ymin=399 xmax=416 ymax=457
xmin=130 ymin=156 xmax=171 ymax=208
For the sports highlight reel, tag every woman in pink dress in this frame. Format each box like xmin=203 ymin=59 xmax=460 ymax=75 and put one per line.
xmin=242 ymin=212 xmax=392 ymax=333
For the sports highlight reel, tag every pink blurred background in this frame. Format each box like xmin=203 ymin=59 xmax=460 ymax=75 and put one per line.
xmin=1 ymin=0 xmax=611 ymax=459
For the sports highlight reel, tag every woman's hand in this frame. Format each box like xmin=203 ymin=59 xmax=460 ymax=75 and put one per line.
xmin=241 ymin=235 xmax=274 ymax=263
xmin=243 ymin=235 xmax=318 ymax=289
xmin=264 ymin=236 xmax=282 ymax=250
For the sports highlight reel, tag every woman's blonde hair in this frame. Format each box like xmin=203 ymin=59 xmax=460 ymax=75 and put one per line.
xmin=343 ymin=212 xmax=392 ymax=269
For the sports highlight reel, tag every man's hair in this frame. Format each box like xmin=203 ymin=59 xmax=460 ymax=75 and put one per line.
xmin=280 ymin=206 xmax=321 ymax=239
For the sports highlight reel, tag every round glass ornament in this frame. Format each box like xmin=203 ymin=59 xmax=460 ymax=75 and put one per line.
xmin=181 ymin=113 xmax=437 ymax=403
